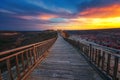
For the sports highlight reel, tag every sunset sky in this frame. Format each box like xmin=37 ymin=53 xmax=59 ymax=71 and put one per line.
xmin=0 ymin=0 xmax=120 ymax=30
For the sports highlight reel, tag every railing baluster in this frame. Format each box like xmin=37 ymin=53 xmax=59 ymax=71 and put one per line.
xmin=39 ymin=46 xmax=42 ymax=54
xmin=101 ymin=51 xmax=105 ymax=70
xmin=93 ymin=48 xmax=96 ymax=62
xmin=89 ymin=44 xmax=92 ymax=60
xmin=15 ymin=55 xmax=20 ymax=79
xmin=36 ymin=46 xmax=38 ymax=59
xmin=33 ymin=45 xmax=37 ymax=62
xmin=36 ymin=47 xmax=39 ymax=60
xmin=37 ymin=47 xmax=39 ymax=59
xmin=21 ymin=53 xmax=25 ymax=71
xmin=26 ymin=51 xmax=29 ymax=68
xmin=37 ymin=47 xmax=40 ymax=56
xmin=86 ymin=46 xmax=88 ymax=56
xmin=95 ymin=49 xmax=98 ymax=64
xmin=98 ymin=50 xmax=101 ymax=67
xmin=30 ymin=49 xmax=33 ymax=65
xmin=97 ymin=49 xmax=99 ymax=65
xmin=24 ymin=51 xmax=28 ymax=70
xmin=107 ymin=54 xmax=111 ymax=75
xmin=6 ymin=59 xmax=13 ymax=80
xmin=92 ymin=48 xmax=95 ymax=62
xmin=113 ymin=56 xmax=119 ymax=80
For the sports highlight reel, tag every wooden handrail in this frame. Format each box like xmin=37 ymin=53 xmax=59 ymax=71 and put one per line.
xmin=0 ymin=37 xmax=57 ymax=80
xmin=0 ymin=38 xmax=56 ymax=56
xmin=64 ymin=38 xmax=120 ymax=80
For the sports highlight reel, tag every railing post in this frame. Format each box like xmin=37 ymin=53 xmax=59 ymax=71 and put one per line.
xmin=6 ymin=59 xmax=13 ymax=80
xmin=113 ymin=56 xmax=119 ymax=80
xmin=29 ymin=49 xmax=33 ymax=65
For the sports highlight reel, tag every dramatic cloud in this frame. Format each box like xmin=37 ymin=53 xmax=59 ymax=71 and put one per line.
xmin=79 ymin=4 xmax=120 ymax=18
xmin=77 ymin=0 xmax=120 ymax=11
xmin=0 ymin=0 xmax=120 ymax=30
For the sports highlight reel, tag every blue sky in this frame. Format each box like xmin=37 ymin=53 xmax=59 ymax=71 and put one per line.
xmin=0 ymin=0 xmax=120 ymax=30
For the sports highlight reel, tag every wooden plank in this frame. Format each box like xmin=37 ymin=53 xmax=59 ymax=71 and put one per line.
xmin=28 ymin=35 xmax=103 ymax=80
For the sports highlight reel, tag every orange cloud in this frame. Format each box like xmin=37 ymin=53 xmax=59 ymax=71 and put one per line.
xmin=79 ymin=4 xmax=120 ymax=18
xmin=53 ymin=4 xmax=120 ymax=30
xmin=59 ymin=4 xmax=120 ymax=30
xmin=17 ymin=14 xmax=58 ymax=21
xmin=42 ymin=4 xmax=120 ymax=30
xmin=39 ymin=14 xmax=58 ymax=20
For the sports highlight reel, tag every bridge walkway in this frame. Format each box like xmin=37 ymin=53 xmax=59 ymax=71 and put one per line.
xmin=28 ymin=35 xmax=103 ymax=80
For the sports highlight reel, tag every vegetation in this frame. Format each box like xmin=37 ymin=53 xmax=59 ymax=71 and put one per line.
xmin=0 ymin=30 xmax=57 ymax=52
xmin=67 ymin=29 xmax=120 ymax=49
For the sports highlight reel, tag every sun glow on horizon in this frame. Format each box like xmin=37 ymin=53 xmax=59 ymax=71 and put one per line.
xmin=52 ymin=4 xmax=120 ymax=30
xmin=14 ymin=3 xmax=120 ymax=30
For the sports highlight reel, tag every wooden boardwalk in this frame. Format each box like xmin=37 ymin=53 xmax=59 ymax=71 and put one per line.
xmin=28 ymin=35 xmax=103 ymax=80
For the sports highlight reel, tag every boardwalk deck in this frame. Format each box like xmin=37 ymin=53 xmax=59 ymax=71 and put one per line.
xmin=28 ymin=35 xmax=103 ymax=80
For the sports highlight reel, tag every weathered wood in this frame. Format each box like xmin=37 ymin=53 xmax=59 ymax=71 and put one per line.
xmin=6 ymin=59 xmax=13 ymax=80
xmin=28 ymin=36 xmax=103 ymax=80
xmin=0 ymin=37 xmax=57 ymax=80
xmin=15 ymin=55 xmax=20 ymax=79
xmin=106 ymin=54 xmax=111 ymax=75
xmin=101 ymin=51 xmax=105 ymax=70
xmin=21 ymin=53 xmax=25 ymax=71
xmin=113 ymin=57 xmax=119 ymax=80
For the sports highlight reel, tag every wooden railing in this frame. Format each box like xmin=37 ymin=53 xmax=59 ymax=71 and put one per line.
xmin=64 ymin=38 xmax=120 ymax=80
xmin=0 ymin=37 xmax=57 ymax=80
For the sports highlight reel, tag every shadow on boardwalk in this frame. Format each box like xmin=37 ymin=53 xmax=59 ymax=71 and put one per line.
xmin=28 ymin=35 xmax=103 ymax=80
